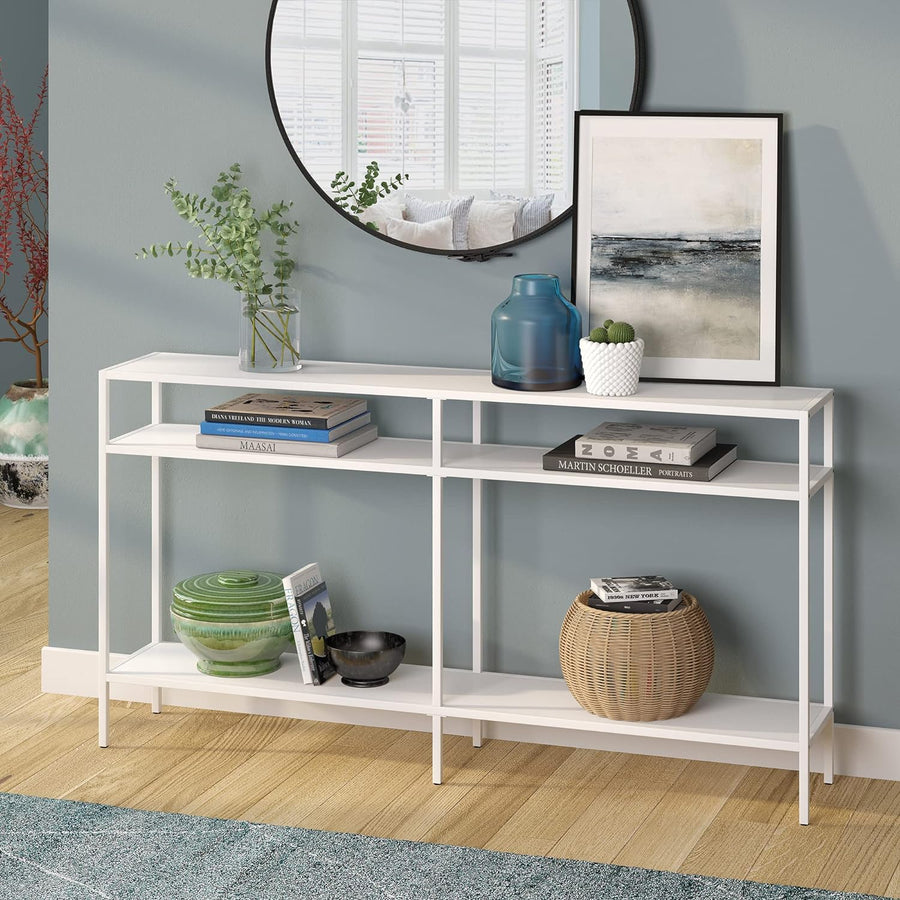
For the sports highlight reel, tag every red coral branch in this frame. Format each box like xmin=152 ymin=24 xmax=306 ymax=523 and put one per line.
xmin=0 ymin=60 xmax=48 ymax=387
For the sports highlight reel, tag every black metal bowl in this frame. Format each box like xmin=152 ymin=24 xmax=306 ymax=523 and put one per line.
xmin=326 ymin=630 xmax=406 ymax=688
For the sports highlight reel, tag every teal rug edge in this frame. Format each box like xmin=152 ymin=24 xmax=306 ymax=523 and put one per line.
xmin=0 ymin=792 xmax=887 ymax=900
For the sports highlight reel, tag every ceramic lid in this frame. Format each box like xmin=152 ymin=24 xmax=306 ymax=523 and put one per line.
xmin=171 ymin=570 xmax=288 ymax=623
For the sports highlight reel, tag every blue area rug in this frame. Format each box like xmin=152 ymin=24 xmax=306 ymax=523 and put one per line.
xmin=0 ymin=793 xmax=885 ymax=899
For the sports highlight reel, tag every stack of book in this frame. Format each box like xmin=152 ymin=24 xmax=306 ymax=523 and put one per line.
xmin=587 ymin=575 xmax=683 ymax=613
xmin=543 ymin=422 xmax=737 ymax=483
xmin=196 ymin=392 xmax=377 ymax=458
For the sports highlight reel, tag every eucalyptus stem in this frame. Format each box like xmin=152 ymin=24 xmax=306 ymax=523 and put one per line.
xmin=249 ymin=310 xmax=278 ymax=365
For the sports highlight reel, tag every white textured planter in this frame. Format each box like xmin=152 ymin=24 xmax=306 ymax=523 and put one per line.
xmin=580 ymin=338 xmax=644 ymax=396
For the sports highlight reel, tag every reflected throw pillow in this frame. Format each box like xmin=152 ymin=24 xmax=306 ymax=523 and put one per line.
xmin=490 ymin=192 xmax=555 ymax=240
xmin=467 ymin=199 xmax=520 ymax=249
xmin=359 ymin=194 xmax=406 ymax=234
xmin=385 ymin=215 xmax=454 ymax=250
xmin=404 ymin=194 xmax=474 ymax=251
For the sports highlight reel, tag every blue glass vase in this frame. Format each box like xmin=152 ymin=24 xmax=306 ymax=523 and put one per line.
xmin=491 ymin=274 xmax=583 ymax=391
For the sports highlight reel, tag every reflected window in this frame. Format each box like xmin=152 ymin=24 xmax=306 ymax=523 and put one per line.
xmin=271 ymin=0 xmax=575 ymax=205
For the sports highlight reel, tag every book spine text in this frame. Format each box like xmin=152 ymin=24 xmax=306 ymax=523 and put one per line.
xmin=594 ymin=588 xmax=681 ymax=602
xmin=206 ymin=411 xmax=330 ymax=428
xmin=201 ymin=421 xmax=336 ymax=442
xmin=544 ymin=457 xmax=713 ymax=481
xmin=575 ymin=441 xmax=696 ymax=465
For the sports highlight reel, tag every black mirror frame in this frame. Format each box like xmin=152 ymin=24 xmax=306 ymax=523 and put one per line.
xmin=265 ymin=0 xmax=646 ymax=261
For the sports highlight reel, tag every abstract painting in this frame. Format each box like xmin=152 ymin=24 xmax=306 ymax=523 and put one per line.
xmin=573 ymin=113 xmax=781 ymax=384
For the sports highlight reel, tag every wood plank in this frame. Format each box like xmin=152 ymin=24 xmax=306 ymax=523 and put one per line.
xmin=613 ymin=760 xmax=749 ymax=871
xmin=295 ymin=729 xmax=433 ymax=834
xmin=886 ymin=858 xmax=900 ymax=899
xmin=0 ymin=507 xmax=47 ymax=559
xmin=7 ymin=704 xmax=185 ymax=797
xmin=0 ymin=613 xmax=47 ymax=661
xmin=179 ymin=719 xmax=352 ymax=820
xmin=1 ymin=581 xmax=47 ymax=626
xmin=679 ymin=765 xmax=797 ymax=881
xmin=0 ymin=662 xmax=44 ymax=713
xmin=118 ymin=713 xmax=294 ymax=813
xmin=747 ymin=774 xmax=866 ymax=892
xmin=361 ymin=736 xmax=517 ymax=843
xmin=240 ymin=724 xmax=409 ymax=828
xmin=812 ymin=777 xmax=900 ymax=896
xmin=68 ymin=710 xmax=254 ymax=809
xmin=0 ymin=693 xmax=103 ymax=783
xmin=421 ymin=740 xmax=574 ymax=849
xmin=0 ymin=636 xmax=47 ymax=687
xmin=0 ymin=542 xmax=47 ymax=622
xmin=0 ymin=690 xmax=89 ymax=755
xmin=485 ymin=748 xmax=628 ymax=857
xmin=549 ymin=753 xmax=689 ymax=863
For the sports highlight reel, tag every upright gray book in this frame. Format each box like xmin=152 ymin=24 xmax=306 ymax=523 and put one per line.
xmin=576 ymin=422 xmax=717 ymax=466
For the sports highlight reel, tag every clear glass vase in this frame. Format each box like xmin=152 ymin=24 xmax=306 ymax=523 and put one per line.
xmin=491 ymin=274 xmax=582 ymax=391
xmin=239 ymin=293 xmax=302 ymax=373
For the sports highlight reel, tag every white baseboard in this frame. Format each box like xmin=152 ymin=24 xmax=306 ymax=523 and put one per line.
xmin=42 ymin=646 xmax=900 ymax=782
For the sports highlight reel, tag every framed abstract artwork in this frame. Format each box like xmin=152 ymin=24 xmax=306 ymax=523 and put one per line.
xmin=572 ymin=112 xmax=782 ymax=384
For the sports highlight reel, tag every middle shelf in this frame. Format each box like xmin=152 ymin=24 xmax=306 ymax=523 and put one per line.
xmin=107 ymin=424 xmax=831 ymax=501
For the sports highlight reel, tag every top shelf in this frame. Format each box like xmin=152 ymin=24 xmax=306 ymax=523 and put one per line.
xmin=102 ymin=353 xmax=832 ymax=420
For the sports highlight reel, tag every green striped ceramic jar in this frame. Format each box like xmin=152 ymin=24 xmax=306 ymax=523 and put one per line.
xmin=171 ymin=570 xmax=292 ymax=677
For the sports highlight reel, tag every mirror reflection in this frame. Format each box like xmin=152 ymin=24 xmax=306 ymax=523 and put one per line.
xmin=269 ymin=0 xmax=636 ymax=253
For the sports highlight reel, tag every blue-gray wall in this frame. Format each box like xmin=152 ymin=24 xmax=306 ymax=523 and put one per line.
xmin=0 ymin=0 xmax=48 ymax=389
xmin=48 ymin=1 xmax=900 ymax=730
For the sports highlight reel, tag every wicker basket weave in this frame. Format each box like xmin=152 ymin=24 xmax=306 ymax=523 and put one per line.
xmin=559 ymin=591 xmax=714 ymax=721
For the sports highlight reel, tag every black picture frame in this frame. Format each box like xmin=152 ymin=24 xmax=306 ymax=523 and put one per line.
xmin=265 ymin=0 xmax=646 ymax=261
xmin=571 ymin=111 xmax=783 ymax=385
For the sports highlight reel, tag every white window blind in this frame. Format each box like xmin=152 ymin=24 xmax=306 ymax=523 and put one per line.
xmin=458 ymin=0 xmax=527 ymax=49
xmin=457 ymin=1 xmax=529 ymax=192
xmin=357 ymin=56 xmax=445 ymax=189
xmin=534 ymin=0 xmax=572 ymax=199
xmin=457 ymin=58 xmax=527 ymax=190
xmin=357 ymin=0 xmax=445 ymax=190
xmin=273 ymin=0 xmax=573 ymax=199
xmin=357 ymin=0 xmax=445 ymax=45
xmin=270 ymin=0 xmax=343 ymax=186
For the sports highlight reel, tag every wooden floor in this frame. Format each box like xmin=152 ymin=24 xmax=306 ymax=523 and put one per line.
xmin=2 ymin=504 xmax=900 ymax=897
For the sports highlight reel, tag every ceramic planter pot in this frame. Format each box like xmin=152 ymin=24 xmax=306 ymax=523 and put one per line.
xmin=0 ymin=381 xmax=49 ymax=508
xmin=579 ymin=338 xmax=644 ymax=397
xmin=171 ymin=570 xmax=292 ymax=677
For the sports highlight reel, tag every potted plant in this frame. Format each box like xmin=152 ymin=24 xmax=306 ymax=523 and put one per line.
xmin=579 ymin=319 xmax=644 ymax=397
xmin=0 ymin=64 xmax=48 ymax=508
xmin=138 ymin=164 xmax=302 ymax=372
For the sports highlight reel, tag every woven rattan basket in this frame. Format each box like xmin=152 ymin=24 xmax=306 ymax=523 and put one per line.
xmin=559 ymin=591 xmax=714 ymax=721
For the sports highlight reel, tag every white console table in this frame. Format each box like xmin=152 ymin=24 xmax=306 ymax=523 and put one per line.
xmin=98 ymin=352 xmax=835 ymax=824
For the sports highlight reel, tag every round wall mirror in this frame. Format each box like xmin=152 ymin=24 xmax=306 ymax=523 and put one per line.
xmin=266 ymin=0 xmax=644 ymax=258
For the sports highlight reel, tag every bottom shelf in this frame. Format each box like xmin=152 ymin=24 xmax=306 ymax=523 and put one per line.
xmin=108 ymin=642 xmax=830 ymax=752
xmin=108 ymin=642 xmax=435 ymax=715
xmin=441 ymin=670 xmax=831 ymax=751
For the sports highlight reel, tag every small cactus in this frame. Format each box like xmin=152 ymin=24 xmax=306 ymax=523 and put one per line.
xmin=588 ymin=326 xmax=608 ymax=343
xmin=607 ymin=321 xmax=635 ymax=343
xmin=603 ymin=319 xmax=614 ymax=329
